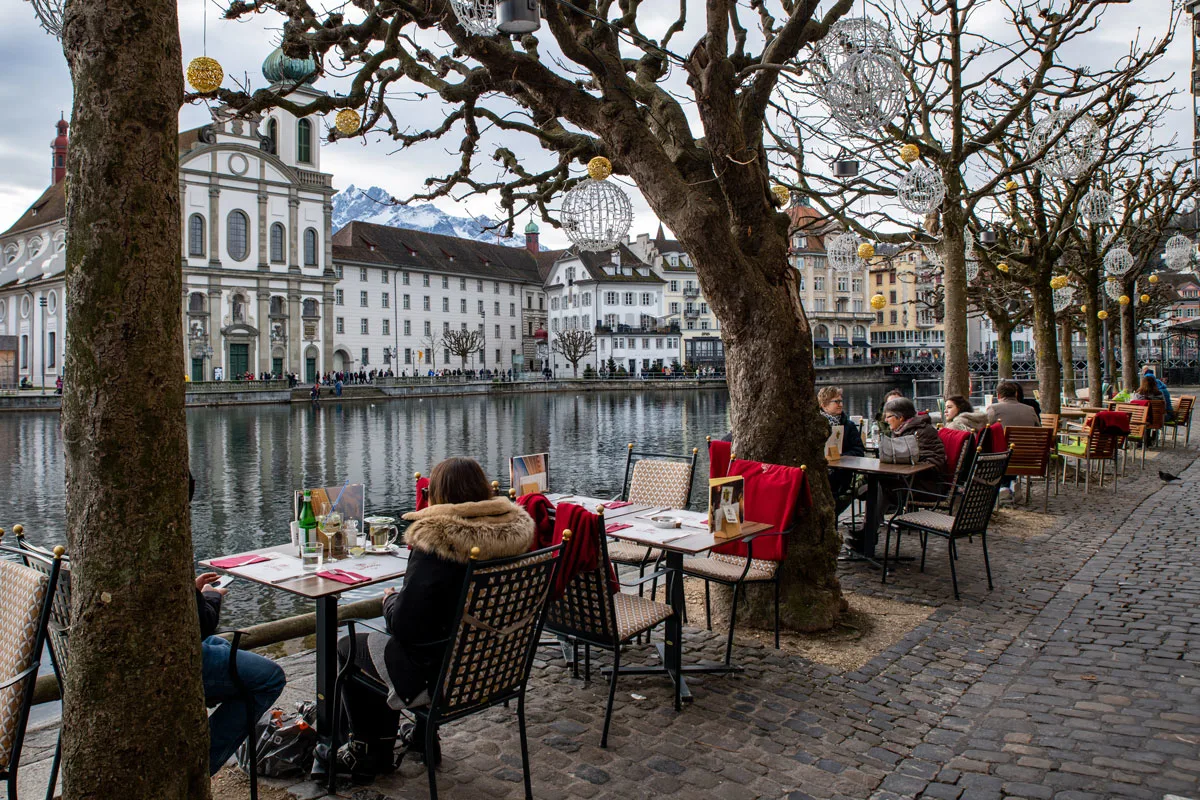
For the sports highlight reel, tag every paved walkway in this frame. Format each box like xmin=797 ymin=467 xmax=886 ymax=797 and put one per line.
xmin=17 ymin=438 xmax=1200 ymax=800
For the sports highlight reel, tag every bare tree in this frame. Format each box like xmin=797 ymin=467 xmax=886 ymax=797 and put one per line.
xmin=218 ymin=0 xmax=861 ymax=630
xmin=60 ymin=0 xmax=211 ymax=796
xmin=442 ymin=327 xmax=486 ymax=370
xmin=418 ymin=334 xmax=440 ymax=372
xmin=551 ymin=329 xmax=596 ymax=377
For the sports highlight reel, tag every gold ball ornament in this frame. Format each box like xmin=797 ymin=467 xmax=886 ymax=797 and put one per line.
xmin=997 ymin=262 xmax=1009 ymax=273
xmin=1119 ymin=295 xmax=1130 ymax=306
xmin=334 ymin=109 xmax=361 ymax=135
xmin=858 ymin=242 xmax=876 ymax=260
xmin=1140 ymin=293 xmax=1151 ymax=304
xmin=900 ymin=144 xmax=920 ymax=164
xmin=1097 ymin=310 xmax=1109 ymax=320
xmin=1148 ymin=274 xmax=1159 ymax=284
xmin=870 ymin=293 xmax=887 ymax=310
xmin=1079 ymin=305 xmax=1087 ymax=313
xmin=771 ymin=185 xmax=791 ymax=207
xmin=587 ymin=157 xmax=613 ymax=181
xmin=1050 ymin=275 xmax=1069 ymax=290
xmin=1005 ymin=181 xmax=1019 ymax=193
xmin=186 ymin=56 xmax=224 ymax=93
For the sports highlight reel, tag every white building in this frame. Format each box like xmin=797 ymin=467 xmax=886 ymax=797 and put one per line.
xmin=543 ymin=245 xmax=679 ymax=375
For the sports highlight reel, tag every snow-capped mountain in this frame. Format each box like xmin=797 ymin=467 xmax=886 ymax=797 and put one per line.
xmin=331 ymin=184 xmax=525 ymax=246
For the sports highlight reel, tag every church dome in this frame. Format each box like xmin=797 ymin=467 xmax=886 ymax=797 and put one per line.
xmin=262 ymin=46 xmax=318 ymax=85
xmin=525 ymin=219 xmax=539 ymax=234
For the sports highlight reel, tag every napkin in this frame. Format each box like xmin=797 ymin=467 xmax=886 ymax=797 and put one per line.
xmin=210 ymin=554 xmax=270 ymax=569
xmin=603 ymin=500 xmax=633 ymax=509
xmin=315 ymin=569 xmax=371 ymax=585
xmin=605 ymin=522 xmax=632 ymax=533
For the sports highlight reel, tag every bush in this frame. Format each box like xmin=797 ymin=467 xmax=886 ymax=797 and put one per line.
xmin=617 ymin=366 xmax=628 ymax=378
xmin=583 ymin=364 xmax=596 ymax=379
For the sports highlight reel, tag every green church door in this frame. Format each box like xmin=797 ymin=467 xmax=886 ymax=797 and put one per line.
xmin=229 ymin=344 xmax=249 ymax=379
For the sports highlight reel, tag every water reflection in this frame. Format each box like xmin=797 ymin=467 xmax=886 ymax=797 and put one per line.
xmin=2 ymin=385 xmax=887 ymax=625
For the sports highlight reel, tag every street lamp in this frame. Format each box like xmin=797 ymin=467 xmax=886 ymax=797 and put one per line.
xmin=38 ymin=296 xmax=47 ymax=392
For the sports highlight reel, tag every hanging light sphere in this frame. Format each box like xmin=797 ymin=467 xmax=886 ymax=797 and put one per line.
xmin=1149 ymin=274 xmax=1160 ymax=284
xmin=1079 ymin=188 xmax=1114 ymax=226
xmin=1104 ymin=240 xmax=1135 ymax=277
xmin=1164 ymin=233 xmax=1194 ymax=270
xmin=186 ymin=57 xmax=224 ymax=93
xmin=824 ymin=50 xmax=906 ymax=135
xmin=448 ymin=0 xmax=500 ymax=36
xmin=334 ymin=109 xmax=361 ymax=135
xmin=587 ymin=156 xmax=613 ymax=181
xmin=857 ymin=242 xmax=876 ymax=260
xmin=1097 ymin=310 xmax=1109 ymax=320
xmin=1029 ymin=109 xmax=1101 ymax=179
xmin=1140 ymin=293 xmax=1151 ymax=304
xmin=1050 ymin=275 xmax=1069 ymax=290
xmin=899 ymin=144 xmax=920 ymax=164
xmin=965 ymin=259 xmax=980 ymax=282
xmin=897 ymin=163 xmax=946 ymax=216
xmin=812 ymin=16 xmax=899 ymax=92
xmin=1105 ymin=277 xmax=1125 ymax=303
xmin=771 ymin=185 xmax=791 ymax=207
xmin=1119 ymin=295 xmax=1131 ymax=306
xmin=870 ymin=293 xmax=888 ymax=310
xmin=560 ymin=178 xmax=633 ymax=253
xmin=827 ymin=232 xmax=862 ymax=272
xmin=997 ymin=262 xmax=1009 ymax=273
xmin=1053 ymin=286 xmax=1075 ymax=313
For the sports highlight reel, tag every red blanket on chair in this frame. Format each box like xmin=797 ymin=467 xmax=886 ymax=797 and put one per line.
xmin=709 ymin=439 xmax=732 ymax=479
xmin=937 ymin=428 xmax=973 ymax=478
xmin=551 ymin=502 xmax=619 ymax=600
xmin=712 ymin=460 xmax=809 ymax=562
xmin=1092 ymin=410 xmax=1131 ymax=436
xmin=980 ymin=422 xmax=1007 ymax=453
xmin=414 ymin=475 xmax=430 ymax=510
xmin=517 ymin=493 xmax=556 ymax=550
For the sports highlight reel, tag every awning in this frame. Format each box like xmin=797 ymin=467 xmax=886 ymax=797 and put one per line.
xmin=853 ymin=338 xmax=869 ymax=346
xmin=813 ymin=339 xmax=831 ymax=347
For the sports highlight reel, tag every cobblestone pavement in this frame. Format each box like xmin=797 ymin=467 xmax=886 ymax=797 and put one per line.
xmin=16 ymin=440 xmax=1200 ymax=800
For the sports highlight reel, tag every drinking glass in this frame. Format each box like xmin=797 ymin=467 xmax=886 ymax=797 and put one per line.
xmin=300 ymin=543 xmax=323 ymax=573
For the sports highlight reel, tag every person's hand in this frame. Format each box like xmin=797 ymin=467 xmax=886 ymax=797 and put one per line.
xmin=195 ymin=572 xmax=228 ymax=596
xmin=383 ymin=587 xmax=397 ymax=597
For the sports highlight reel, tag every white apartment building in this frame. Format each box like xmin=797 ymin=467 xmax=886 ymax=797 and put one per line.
xmin=331 ymin=222 xmax=542 ymax=373
xmin=543 ymin=245 xmax=678 ymax=375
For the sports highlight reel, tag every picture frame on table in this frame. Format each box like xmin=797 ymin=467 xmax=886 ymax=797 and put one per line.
xmin=511 ymin=453 xmax=549 ymax=496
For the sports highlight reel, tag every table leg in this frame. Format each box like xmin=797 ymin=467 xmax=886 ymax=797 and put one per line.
xmin=315 ymin=595 xmax=339 ymax=789
xmin=852 ymin=475 xmax=883 ymax=555
xmin=666 ymin=551 xmax=684 ymax=711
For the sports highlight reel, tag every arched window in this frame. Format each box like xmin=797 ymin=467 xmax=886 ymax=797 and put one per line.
xmin=270 ymin=223 xmax=285 ymax=263
xmin=226 ymin=210 xmax=249 ymax=261
xmin=297 ymin=119 xmax=312 ymax=164
xmin=853 ymin=325 xmax=866 ymax=340
xmin=303 ymin=228 xmax=318 ymax=266
xmin=302 ymin=298 xmax=318 ymax=317
xmin=189 ymin=292 xmax=205 ymax=313
xmin=266 ymin=118 xmax=278 ymax=155
xmin=836 ymin=325 xmax=848 ymax=340
xmin=269 ymin=296 xmax=284 ymax=316
xmin=188 ymin=214 xmax=205 ymax=257
xmin=814 ymin=324 xmax=829 ymax=341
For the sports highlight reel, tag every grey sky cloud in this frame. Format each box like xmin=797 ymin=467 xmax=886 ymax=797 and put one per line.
xmin=0 ymin=1 xmax=1191 ymax=248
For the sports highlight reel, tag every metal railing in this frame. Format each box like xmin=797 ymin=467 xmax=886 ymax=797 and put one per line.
xmin=186 ymin=379 xmax=290 ymax=392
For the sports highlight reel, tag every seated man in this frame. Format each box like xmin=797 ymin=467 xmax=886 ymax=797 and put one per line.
xmin=985 ymin=380 xmax=1040 ymax=501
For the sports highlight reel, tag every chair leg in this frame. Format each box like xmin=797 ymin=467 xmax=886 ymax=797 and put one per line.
xmin=425 ymin=722 xmax=440 ymax=800
xmin=46 ymin=733 xmax=62 ymax=800
xmin=981 ymin=531 xmax=994 ymax=591
xmin=247 ymin=698 xmax=259 ymax=800
xmin=704 ymin=580 xmax=712 ymax=631
xmin=1043 ymin=474 xmax=1049 ymax=514
xmin=773 ymin=578 xmax=781 ymax=650
xmin=725 ymin=584 xmax=739 ymax=666
xmin=947 ymin=537 xmax=961 ymax=601
xmin=919 ymin=531 xmax=928 ymax=572
xmin=881 ymin=522 xmax=892 ymax=585
xmin=584 ymin=644 xmax=591 ymax=684
xmin=601 ymin=648 xmax=620 ymax=748
xmin=517 ymin=693 xmax=533 ymax=800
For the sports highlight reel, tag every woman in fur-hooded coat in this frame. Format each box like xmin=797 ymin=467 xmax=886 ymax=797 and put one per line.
xmin=335 ymin=458 xmax=533 ymax=771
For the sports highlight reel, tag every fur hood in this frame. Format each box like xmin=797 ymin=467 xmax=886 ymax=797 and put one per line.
xmin=946 ymin=410 xmax=989 ymax=432
xmin=402 ymin=498 xmax=534 ymax=563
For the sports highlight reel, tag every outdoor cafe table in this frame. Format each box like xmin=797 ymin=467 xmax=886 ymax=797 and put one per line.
xmin=552 ymin=502 xmax=769 ymax=710
xmin=543 ymin=493 xmax=657 ymax=520
xmin=832 ymin=456 xmax=934 ymax=565
xmin=200 ymin=544 xmax=408 ymax=784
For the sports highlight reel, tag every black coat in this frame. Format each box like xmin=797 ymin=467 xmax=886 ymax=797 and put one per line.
xmin=833 ymin=412 xmax=865 ymax=457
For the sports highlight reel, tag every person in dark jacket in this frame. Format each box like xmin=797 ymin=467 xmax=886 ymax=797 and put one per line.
xmin=882 ymin=397 xmax=947 ymax=496
xmin=334 ymin=458 xmax=535 ymax=782
xmin=193 ymin=473 xmax=286 ymax=776
xmin=818 ymin=386 xmax=865 ymax=516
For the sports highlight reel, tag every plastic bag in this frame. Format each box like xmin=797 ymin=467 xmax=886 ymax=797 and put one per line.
xmin=236 ymin=701 xmax=318 ymax=779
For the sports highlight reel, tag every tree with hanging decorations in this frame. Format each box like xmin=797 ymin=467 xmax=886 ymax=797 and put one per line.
xmin=213 ymin=0 xmax=862 ymax=630
xmin=782 ymin=0 xmax=1180 ymax=400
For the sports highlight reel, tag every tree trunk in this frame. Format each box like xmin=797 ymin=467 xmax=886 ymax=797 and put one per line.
xmin=994 ymin=318 xmax=1014 ymax=381
xmin=1060 ymin=317 xmax=1077 ymax=400
xmin=1084 ymin=264 xmax=1102 ymax=402
xmin=61 ymin=2 xmax=210 ymax=798
xmin=1121 ymin=287 xmax=1137 ymax=392
xmin=1104 ymin=305 xmax=1118 ymax=392
xmin=1031 ymin=280 xmax=1061 ymax=414
xmin=941 ymin=221 xmax=970 ymax=396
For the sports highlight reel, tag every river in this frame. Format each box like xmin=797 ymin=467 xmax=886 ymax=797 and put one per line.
xmin=1 ymin=385 xmax=890 ymax=625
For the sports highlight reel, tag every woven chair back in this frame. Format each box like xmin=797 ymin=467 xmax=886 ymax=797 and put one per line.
xmin=627 ymin=459 xmax=693 ymax=508
xmin=430 ymin=546 xmax=559 ymax=721
xmin=950 ymin=450 xmax=1011 ymax=539
xmin=15 ymin=539 xmax=70 ymax=680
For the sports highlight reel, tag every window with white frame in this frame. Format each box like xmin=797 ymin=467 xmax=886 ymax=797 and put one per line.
xmin=360 ymin=291 xmax=369 ymax=307
xmin=442 ymin=297 xmax=449 ymax=312
xmin=640 ymin=292 xmax=652 ymax=305
xmin=361 ymin=347 xmax=369 ymax=364
xmin=624 ymin=292 xmax=634 ymax=305
xmin=402 ymin=272 xmax=410 ymax=285
xmin=382 ymin=319 xmax=390 ymax=336
xmin=404 ymin=320 xmax=411 ymax=336
xmin=605 ymin=291 xmax=618 ymax=305
xmin=423 ymin=296 xmax=430 ymax=311
xmin=669 ymin=280 xmax=678 ymax=292
xmin=424 ymin=320 xmax=431 ymax=335
xmin=442 ymin=276 xmax=449 ymax=289
xmin=336 ymin=317 xmax=344 ymax=334
xmin=360 ymin=318 xmax=369 ymax=334
xmin=423 ymin=274 xmax=430 ymax=287
xmin=382 ymin=292 xmax=389 ymax=308
xmin=335 ymin=289 xmax=344 ymax=306
xmin=360 ymin=267 xmax=368 ymax=282
xmin=403 ymin=294 xmax=410 ymax=310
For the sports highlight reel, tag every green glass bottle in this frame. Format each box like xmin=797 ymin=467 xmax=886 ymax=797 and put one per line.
xmin=298 ymin=489 xmax=317 ymax=546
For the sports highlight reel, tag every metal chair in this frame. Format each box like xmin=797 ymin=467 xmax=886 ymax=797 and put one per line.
xmin=334 ymin=543 xmax=563 ymax=800
xmin=0 ymin=535 xmax=64 ymax=800
xmin=882 ymin=450 xmax=1012 ymax=600
xmin=543 ymin=506 xmax=674 ymax=747
xmin=1003 ymin=427 xmax=1056 ymax=512
xmin=1163 ymin=395 xmax=1195 ymax=447
xmin=606 ymin=444 xmax=697 ymax=588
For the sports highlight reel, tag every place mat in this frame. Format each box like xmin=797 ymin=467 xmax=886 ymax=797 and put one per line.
xmin=316 ymin=569 xmax=372 ymax=585
xmin=210 ymin=554 xmax=270 ymax=569
xmin=605 ymin=522 xmax=632 ymax=533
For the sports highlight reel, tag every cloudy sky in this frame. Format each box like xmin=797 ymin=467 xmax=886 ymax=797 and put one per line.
xmin=0 ymin=1 xmax=1192 ymax=247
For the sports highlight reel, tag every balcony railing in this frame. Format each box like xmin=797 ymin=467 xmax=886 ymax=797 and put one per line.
xmin=295 ymin=169 xmax=333 ymax=189
xmin=595 ymin=322 xmax=681 ymax=335
xmin=682 ymin=287 xmax=701 ymax=298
